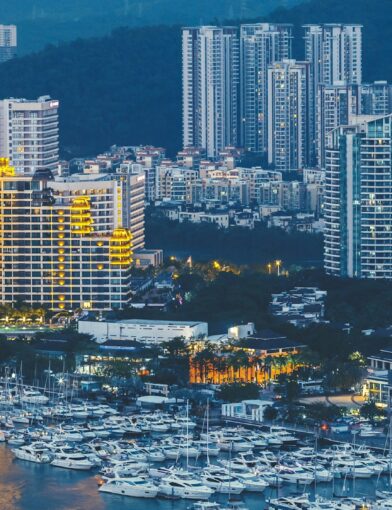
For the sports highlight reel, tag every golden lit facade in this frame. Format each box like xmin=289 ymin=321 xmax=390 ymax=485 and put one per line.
xmin=0 ymin=171 xmax=135 ymax=311
xmin=189 ymin=345 xmax=300 ymax=385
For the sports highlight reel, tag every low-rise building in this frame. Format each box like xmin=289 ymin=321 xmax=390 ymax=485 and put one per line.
xmin=363 ymin=348 xmax=392 ymax=406
xmin=78 ymin=319 xmax=208 ymax=345
xmin=270 ymin=287 xmax=327 ymax=327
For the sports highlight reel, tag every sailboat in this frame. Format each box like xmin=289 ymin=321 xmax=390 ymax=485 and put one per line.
xmin=376 ymin=415 xmax=392 ymax=499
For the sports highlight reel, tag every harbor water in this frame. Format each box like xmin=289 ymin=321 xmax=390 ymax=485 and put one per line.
xmin=0 ymin=444 xmax=385 ymax=510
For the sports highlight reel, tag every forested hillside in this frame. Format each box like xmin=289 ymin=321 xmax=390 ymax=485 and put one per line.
xmin=0 ymin=0 xmax=389 ymax=157
xmin=2 ymin=0 xmax=300 ymax=54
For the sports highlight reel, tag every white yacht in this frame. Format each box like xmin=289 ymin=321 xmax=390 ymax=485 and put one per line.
xmin=99 ymin=477 xmax=158 ymax=498
xmin=275 ymin=465 xmax=314 ymax=485
xmin=158 ymin=475 xmax=214 ymax=500
xmin=266 ymin=494 xmax=311 ymax=510
xmin=20 ymin=390 xmax=49 ymax=405
xmin=231 ymin=470 xmax=269 ymax=492
xmin=13 ymin=444 xmax=51 ymax=463
xmin=51 ymin=452 xmax=95 ymax=470
xmin=269 ymin=426 xmax=298 ymax=445
xmin=201 ymin=470 xmax=245 ymax=494
xmin=218 ymin=436 xmax=252 ymax=453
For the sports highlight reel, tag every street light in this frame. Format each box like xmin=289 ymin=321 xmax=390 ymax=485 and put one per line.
xmin=275 ymin=260 xmax=282 ymax=276
xmin=267 ymin=263 xmax=272 ymax=275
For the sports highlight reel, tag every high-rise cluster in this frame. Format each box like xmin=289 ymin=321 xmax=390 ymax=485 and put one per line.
xmin=183 ymin=23 xmax=392 ymax=171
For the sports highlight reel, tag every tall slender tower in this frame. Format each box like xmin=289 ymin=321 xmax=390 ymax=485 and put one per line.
xmin=316 ymin=83 xmax=360 ymax=168
xmin=240 ymin=23 xmax=292 ymax=157
xmin=304 ymin=24 xmax=362 ymax=165
xmin=0 ymin=25 xmax=17 ymax=63
xmin=267 ymin=60 xmax=310 ymax=172
xmin=182 ymin=26 xmax=240 ymax=158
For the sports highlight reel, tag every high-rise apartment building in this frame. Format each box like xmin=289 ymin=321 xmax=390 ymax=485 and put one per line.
xmin=267 ymin=60 xmax=310 ymax=172
xmin=0 ymin=96 xmax=59 ymax=174
xmin=316 ymin=83 xmax=360 ymax=168
xmin=240 ymin=23 xmax=292 ymax=155
xmin=304 ymin=24 xmax=362 ymax=164
xmin=361 ymin=81 xmax=392 ymax=116
xmin=182 ymin=26 xmax=240 ymax=158
xmin=0 ymin=162 xmax=146 ymax=310
xmin=0 ymin=25 xmax=17 ymax=63
xmin=324 ymin=114 xmax=392 ymax=279
xmin=115 ymin=163 xmax=146 ymax=251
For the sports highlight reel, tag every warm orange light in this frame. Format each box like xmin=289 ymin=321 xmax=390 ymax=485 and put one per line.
xmin=58 ymin=264 xmax=65 ymax=270
xmin=58 ymin=241 xmax=65 ymax=246
xmin=59 ymin=279 xmax=65 ymax=286
xmin=58 ymin=256 xmax=65 ymax=262
xmin=59 ymin=303 xmax=65 ymax=309
xmin=59 ymin=295 xmax=65 ymax=301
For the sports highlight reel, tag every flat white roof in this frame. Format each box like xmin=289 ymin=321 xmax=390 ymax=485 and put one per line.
xmin=113 ymin=319 xmax=206 ymax=327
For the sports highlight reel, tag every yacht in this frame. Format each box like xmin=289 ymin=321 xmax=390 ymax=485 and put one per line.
xmin=20 ymin=390 xmax=49 ymax=405
xmin=218 ymin=436 xmax=252 ymax=453
xmin=138 ymin=447 xmax=166 ymax=462
xmin=231 ymin=470 xmax=269 ymax=492
xmin=269 ymin=426 xmax=298 ymax=445
xmin=158 ymin=475 xmax=214 ymax=500
xmin=51 ymin=452 xmax=95 ymax=470
xmin=266 ymin=495 xmax=311 ymax=510
xmin=13 ymin=444 xmax=51 ymax=463
xmin=275 ymin=465 xmax=314 ymax=485
xmin=103 ymin=458 xmax=148 ymax=477
xmin=201 ymin=470 xmax=245 ymax=494
xmin=99 ymin=476 xmax=158 ymax=498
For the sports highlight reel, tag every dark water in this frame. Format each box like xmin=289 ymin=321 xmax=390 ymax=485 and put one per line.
xmin=0 ymin=444 xmax=385 ymax=510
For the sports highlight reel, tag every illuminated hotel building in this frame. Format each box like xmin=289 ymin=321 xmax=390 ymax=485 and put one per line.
xmin=0 ymin=161 xmax=145 ymax=310
xmin=0 ymin=96 xmax=59 ymax=174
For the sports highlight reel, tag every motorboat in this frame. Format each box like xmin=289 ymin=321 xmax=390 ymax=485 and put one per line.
xmin=158 ymin=475 xmax=214 ymax=500
xmin=266 ymin=495 xmax=311 ymax=510
xmin=13 ymin=444 xmax=51 ymax=463
xmin=231 ymin=470 xmax=269 ymax=492
xmin=269 ymin=426 xmax=298 ymax=445
xmin=20 ymin=390 xmax=49 ymax=405
xmin=201 ymin=470 xmax=245 ymax=494
xmin=275 ymin=465 xmax=314 ymax=485
xmin=51 ymin=452 xmax=95 ymax=470
xmin=99 ymin=476 xmax=158 ymax=498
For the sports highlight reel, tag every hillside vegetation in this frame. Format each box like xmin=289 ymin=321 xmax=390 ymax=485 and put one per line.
xmin=0 ymin=0 xmax=389 ymax=157
xmin=4 ymin=0 xmax=300 ymax=54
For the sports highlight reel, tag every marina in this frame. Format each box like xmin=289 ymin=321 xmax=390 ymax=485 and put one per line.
xmin=1 ymin=384 xmax=392 ymax=510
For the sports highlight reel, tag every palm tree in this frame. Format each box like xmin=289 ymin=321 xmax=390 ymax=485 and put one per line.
xmin=193 ymin=343 xmax=217 ymax=383
xmin=227 ymin=350 xmax=252 ymax=383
